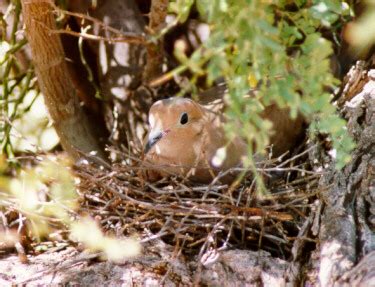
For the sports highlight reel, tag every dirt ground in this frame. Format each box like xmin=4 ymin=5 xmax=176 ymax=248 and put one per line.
xmin=0 ymin=242 xmax=290 ymax=286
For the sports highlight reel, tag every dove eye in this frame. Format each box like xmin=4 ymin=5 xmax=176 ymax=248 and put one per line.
xmin=180 ymin=112 xmax=189 ymax=125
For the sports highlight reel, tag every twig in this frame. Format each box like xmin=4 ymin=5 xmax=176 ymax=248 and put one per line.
xmin=143 ymin=0 xmax=169 ymax=82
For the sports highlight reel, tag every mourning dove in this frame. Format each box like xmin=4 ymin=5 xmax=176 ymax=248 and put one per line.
xmin=144 ymin=97 xmax=304 ymax=182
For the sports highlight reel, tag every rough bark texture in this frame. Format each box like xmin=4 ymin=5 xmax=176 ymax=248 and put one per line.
xmin=143 ymin=0 xmax=169 ymax=83
xmin=21 ymin=0 xmax=105 ymax=160
xmin=312 ymin=64 xmax=375 ymax=286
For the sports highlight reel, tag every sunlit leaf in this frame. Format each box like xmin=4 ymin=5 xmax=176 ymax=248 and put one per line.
xmin=71 ymin=217 xmax=141 ymax=262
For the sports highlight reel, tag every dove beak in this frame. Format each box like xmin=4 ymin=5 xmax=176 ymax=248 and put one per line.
xmin=144 ymin=129 xmax=170 ymax=154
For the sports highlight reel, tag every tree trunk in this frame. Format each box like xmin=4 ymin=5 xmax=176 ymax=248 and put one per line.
xmin=21 ymin=0 xmax=105 ymax=160
xmin=313 ymin=62 xmax=375 ymax=286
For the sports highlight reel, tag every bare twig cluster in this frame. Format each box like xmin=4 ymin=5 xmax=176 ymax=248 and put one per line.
xmin=75 ymin=145 xmax=321 ymax=259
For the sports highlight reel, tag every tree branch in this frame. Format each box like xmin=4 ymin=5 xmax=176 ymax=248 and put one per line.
xmin=143 ymin=0 xmax=169 ymax=83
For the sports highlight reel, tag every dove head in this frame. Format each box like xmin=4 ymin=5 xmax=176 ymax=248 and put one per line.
xmin=145 ymin=97 xmax=206 ymax=155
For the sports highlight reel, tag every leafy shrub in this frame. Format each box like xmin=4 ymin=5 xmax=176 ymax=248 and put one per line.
xmin=170 ymin=0 xmax=355 ymax=168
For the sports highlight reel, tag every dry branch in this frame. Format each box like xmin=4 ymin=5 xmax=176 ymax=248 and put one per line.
xmin=144 ymin=0 xmax=169 ymax=83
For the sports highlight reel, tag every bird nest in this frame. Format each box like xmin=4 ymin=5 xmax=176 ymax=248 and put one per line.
xmin=75 ymin=144 xmax=320 ymax=259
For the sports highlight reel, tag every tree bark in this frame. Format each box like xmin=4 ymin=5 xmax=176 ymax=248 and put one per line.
xmin=311 ymin=62 xmax=375 ymax=286
xmin=143 ymin=0 xmax=169 ymax=83
xmin=21 ymin=0 xmax=105 ymax=160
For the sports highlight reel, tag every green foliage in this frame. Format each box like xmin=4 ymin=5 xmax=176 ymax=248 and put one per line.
xmin=1 ymin=1 xmax=59 ymax=159
xmin=1 ymin=0 xmax=28 ymax=158
xmin=170 ymin=0 xmax=355 ymax=169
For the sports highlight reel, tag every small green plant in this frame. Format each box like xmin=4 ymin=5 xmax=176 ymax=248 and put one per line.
xmin=1 ymin=1 xmax=59 ymax=159
xmin=169 ymin=0 xmax=356 ymax=169
xmin=1 ymin=0 xmax=29 ymax=158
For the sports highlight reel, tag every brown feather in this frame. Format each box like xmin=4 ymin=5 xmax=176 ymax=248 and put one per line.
xmin=144 ymin=97 xmax=304 ymax=183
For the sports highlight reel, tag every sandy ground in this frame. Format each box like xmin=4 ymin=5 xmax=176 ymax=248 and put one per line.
xmin=0 ymin=247 xmax=184 ymax=286
xmin=0 ymin=245 xmax=288 ymax=286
